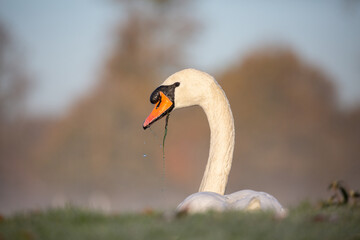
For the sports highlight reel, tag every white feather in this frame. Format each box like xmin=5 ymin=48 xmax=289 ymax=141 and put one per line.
xmin=162 ymin=69 xmax=286 ymax=216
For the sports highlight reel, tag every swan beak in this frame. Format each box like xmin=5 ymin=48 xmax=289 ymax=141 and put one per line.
xmin=143 ymin=91 xmax=173 ymax=129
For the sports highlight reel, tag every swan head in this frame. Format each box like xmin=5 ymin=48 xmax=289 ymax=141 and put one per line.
xmin=142 ymin=81 xmax=180 ymax=129
xmin=143 ymin=68 xmax=212 ymax=129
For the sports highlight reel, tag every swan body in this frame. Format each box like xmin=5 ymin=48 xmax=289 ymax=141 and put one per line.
xmin=177 ymin=190 xmax=285 ymax=214
xmin=143 ymin=68 xmax=286 ymax=216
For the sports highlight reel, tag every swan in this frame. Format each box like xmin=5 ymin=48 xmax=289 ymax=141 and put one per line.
xmin=143 ymin=68 xmax=286 ymax=216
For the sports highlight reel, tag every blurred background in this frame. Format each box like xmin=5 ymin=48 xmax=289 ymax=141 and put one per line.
xmin=0 ymin=0 xmax=359 ymax=215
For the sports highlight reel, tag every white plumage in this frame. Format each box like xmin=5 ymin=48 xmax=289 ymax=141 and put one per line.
xmin=177 ymin=190 xmax=285 ymax=215
xmin=153 ymin=69 xmax=286 ymax=216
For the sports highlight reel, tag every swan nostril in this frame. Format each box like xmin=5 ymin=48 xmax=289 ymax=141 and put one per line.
xmin=156 ymin=98 xmax=162 ymax=109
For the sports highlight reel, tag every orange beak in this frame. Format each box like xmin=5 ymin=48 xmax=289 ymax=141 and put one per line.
xmin=143 ymin=91 xmax=173 ymax=129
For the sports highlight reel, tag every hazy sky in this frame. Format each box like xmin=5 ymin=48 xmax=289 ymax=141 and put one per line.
xmin=0 ymin=0 xmax=359 ymax=115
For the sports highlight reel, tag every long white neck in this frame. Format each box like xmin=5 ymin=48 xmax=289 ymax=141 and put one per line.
xmin=163 ymin=69 xmax=235 ymax=195
xmin=198 ymin=80 xmax=235 ymax=195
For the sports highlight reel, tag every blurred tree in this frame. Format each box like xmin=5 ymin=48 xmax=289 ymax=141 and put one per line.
xmin=33 ymin=0 xmax=198 ymax=209
xmin=217 ymin=47 xmax=359 ymax=204
xmin=0 ymin=23 xmax=29 ymax=123
xmin=0 ymin=22 xmax=40 ymax=209
xmin=105 ymin=0 xmax=195 ymax=81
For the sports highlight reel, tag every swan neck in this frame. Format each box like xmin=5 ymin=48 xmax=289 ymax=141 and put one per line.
xmin=199 ymin=81 xmax=235 ymax=195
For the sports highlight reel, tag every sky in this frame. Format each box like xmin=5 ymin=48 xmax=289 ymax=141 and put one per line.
xmin=0 ymin=0 xmax=359 ymax=116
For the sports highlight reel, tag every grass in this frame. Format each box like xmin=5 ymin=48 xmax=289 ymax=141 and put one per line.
xmin=0 ymin=203 xmax=359 ymax=240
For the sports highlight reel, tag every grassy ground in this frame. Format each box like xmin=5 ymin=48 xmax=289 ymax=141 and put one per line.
xmin=0 ymin=203 xmax=359 ymax=240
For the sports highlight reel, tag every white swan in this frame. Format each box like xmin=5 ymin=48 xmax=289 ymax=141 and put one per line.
xmin=143 ymin=68 xmax=286 ymax=216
